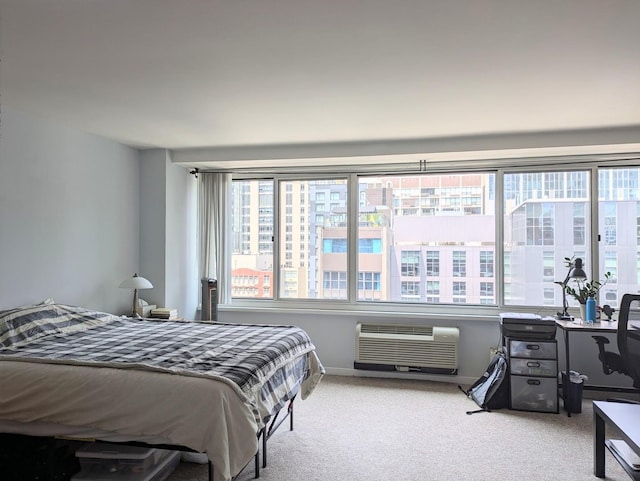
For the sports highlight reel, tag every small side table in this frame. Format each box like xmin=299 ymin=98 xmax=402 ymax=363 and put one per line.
xmin=593 ymin=400 xmax=640 ymax=479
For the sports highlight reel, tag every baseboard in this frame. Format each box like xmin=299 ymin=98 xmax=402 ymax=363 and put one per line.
xmin=325 ymin=367 xmax=476 ymax=386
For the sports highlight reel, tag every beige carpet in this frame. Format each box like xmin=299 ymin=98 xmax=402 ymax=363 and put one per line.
xmin=166 ymin=375 xmax=633 ymax=481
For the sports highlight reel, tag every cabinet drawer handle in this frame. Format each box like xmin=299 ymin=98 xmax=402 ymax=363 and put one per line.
xmin=526 ymin=344 xmax=540 ymax=350
xmin=527 ymin=379 xmax=541 ymax=385
xmin=527 ymin=361 xmax=541 ymax=368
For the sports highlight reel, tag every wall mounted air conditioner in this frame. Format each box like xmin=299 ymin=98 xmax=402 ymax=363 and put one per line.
xmin=354 ymin=323 xmax=459 ymax=375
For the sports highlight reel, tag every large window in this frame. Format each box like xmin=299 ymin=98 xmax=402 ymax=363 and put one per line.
xmin=227 ymin=165 xmax=639 ymax=310
xmin=231 ymin=180 xmax=274 ymax=299
xmin=281 ymin=178 xmax=348 ymax=300
xmin=598 ymin=168 xmax=640 ymax=302
xmin=358 ymin=173 xmax=495 ymax=304
xmin=504 ymin=170 xmax=591 ymax=307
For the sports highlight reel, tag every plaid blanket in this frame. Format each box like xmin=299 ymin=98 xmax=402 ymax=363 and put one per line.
xmin=0 ymin=306 xmax=324 ymax=481
xmin=0 ymin=317 xmax=316 ymax=403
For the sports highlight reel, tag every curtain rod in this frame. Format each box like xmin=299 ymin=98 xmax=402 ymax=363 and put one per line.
xmin=187 ymin=153 xmax=640 ymax=177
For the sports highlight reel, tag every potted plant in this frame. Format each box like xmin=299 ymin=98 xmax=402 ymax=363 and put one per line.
xmin=562 ymin=256 xmax=611 ymax=317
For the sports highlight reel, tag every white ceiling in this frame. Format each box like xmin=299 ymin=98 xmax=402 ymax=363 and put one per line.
xmin=2 ymin=0 xmax=640 ymax=156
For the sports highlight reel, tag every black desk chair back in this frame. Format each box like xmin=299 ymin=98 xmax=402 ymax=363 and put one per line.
xmin=617 ymin=293 xmax=640 ymax=390
xmin=592 ymin=293 xmax=640 ymax=396
xmin=592 ymin=335 xmax=628 ymax=376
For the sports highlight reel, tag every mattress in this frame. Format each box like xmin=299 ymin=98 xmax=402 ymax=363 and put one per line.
xmin=0 ymin=302 xmax=324 ymax=481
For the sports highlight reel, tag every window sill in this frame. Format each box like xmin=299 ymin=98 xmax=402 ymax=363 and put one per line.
xmin=218 ymin=300 xmax=551 ymax=323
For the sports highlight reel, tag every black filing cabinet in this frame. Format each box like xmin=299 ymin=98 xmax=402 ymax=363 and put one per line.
xmin=506 ymin=338 xmax=558 ymax=413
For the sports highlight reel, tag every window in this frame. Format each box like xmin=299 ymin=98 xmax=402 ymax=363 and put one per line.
xmin=598 ymin=168 xmax=640 ymax=302
xmin=480 ymin=251 xmax=493 ymax=278
xmin=543 ymin=287 xmax=555 ymax=305
xmin=359 ymin=173 xmax=494 ymax=304
xmin=426 ymin=251 xmax=439 ymax=276
xmin=603 ymin=202 xmax=617 ymax=246
xmin=280 ymin=178 xmax=348 ymax=299
xmin=358 ymin=272 xmax=381 ymax=300
xmin=401 ymin=281 xmax=421 ymax=301
xmin=480 ymin=282 xmax=493 ymax=305
xmin=504 ymin=170 xmax=591 ymax=307
xmin=426 ymin=281 xmax=440 ymax=303
xmin=401 ymin=250 xmax=420 ymax=277
xmin=323 ymin=271 xmax=346 ymax=289
xmin=452 ymin=251 xmax=466 ymax=278
xmin=359 ymin=239 xmax=382 ymax=253
xmin=573 ymin=203 xmax=586 ymax=245
xmin=452 ymin=281 xmax=466 ymax=303
xmin=324 ymin=239 xmax=347 ymax=253
xmin=231 ymin=180 xmax=274 ymax=298
xmin=225 ymin=165 xmax=637 ymax=310
xmin=323 ymin=271 xmax=347 ymax=299
xmin=523 ymin=203 xmax=555 ymax=246
xmin=543 ymin=251 xmax=554 ymax=282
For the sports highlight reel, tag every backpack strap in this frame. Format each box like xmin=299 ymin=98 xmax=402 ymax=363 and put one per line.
xmin=466 ymin=407 xmax=491 ymax=415
xmin=457 ymin=385 xmax=469 ymax=396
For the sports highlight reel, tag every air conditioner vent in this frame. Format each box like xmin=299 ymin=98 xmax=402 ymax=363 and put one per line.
xmin=360 ymin=324 xmax=434 ymax=337
xmin=355 ymin=322 xmax=459 ymax=374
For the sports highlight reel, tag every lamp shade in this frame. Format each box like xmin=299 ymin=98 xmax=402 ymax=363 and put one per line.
xmin=568 ymin=258 xmax=587 ymax=280
xmin=119 ymin=273 xmax=153 ymax=289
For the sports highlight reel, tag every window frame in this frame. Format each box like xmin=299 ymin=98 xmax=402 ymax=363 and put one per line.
xmin=224 ymin=159 xmax=640 ymax=317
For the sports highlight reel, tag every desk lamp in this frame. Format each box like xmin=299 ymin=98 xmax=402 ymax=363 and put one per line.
xmin=119 ymin=273 xmax=153 ymax=317
xmin=556 ymin=258 xmax=587 ymax=320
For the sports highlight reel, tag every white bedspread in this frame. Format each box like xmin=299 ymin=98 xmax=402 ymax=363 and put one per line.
xmin=1 ymin=360 xmax=262 ymax=481
xmin=0 ymin=305 xmax=325 ymax=480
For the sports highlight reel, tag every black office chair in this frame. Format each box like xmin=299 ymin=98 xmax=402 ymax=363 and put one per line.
xmin=617 ymin=293 xmax=640 ymax=390
xmin=592 ymin=294 xmax=640 ymax=402
xmin=592 ymin=335 xmax=628 ymax=377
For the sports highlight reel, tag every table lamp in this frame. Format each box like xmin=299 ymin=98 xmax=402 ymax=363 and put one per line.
xmin=556 ymin=258 xmax=587 ymax=320
xmin=119 ymin=273 xmax=153 ymax=317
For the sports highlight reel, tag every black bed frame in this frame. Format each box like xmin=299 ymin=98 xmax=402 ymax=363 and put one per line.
xmin=6 ymin=396 xmax=296 ymax=481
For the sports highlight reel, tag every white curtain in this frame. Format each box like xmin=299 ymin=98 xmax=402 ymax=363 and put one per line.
xmin=198 ymin=173 xmax=232 ymax=304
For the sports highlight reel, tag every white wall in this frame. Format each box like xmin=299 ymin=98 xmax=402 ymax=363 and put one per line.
xmin=0 ymin=107 xmax=140 ymax=313
xmin=220 ymin=308 xmax=502 ymax=385
xmin=139 ymin=149 xmax=199 ymax=319
xmin=219 ymin=306 xmax=631 ymax=389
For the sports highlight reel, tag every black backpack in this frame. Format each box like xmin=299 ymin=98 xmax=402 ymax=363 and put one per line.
xmin=459 ymin=350 xmax=509 ymax=414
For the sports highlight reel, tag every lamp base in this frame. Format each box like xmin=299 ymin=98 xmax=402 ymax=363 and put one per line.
xmin=131 ymin=288 xmax=139 ymax=318
xmin=556 ymin=312 xmax=572 ymax=321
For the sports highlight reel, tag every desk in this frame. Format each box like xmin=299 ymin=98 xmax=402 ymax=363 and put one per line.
xmin=555 ymin=319 xmax=618 ymax=417
xmin=593 ymin=400 xmax=640 ymax=479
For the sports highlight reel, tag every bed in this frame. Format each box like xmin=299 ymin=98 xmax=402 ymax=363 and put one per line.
xmin=0 ymin=300 xmax=324 ymax=481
